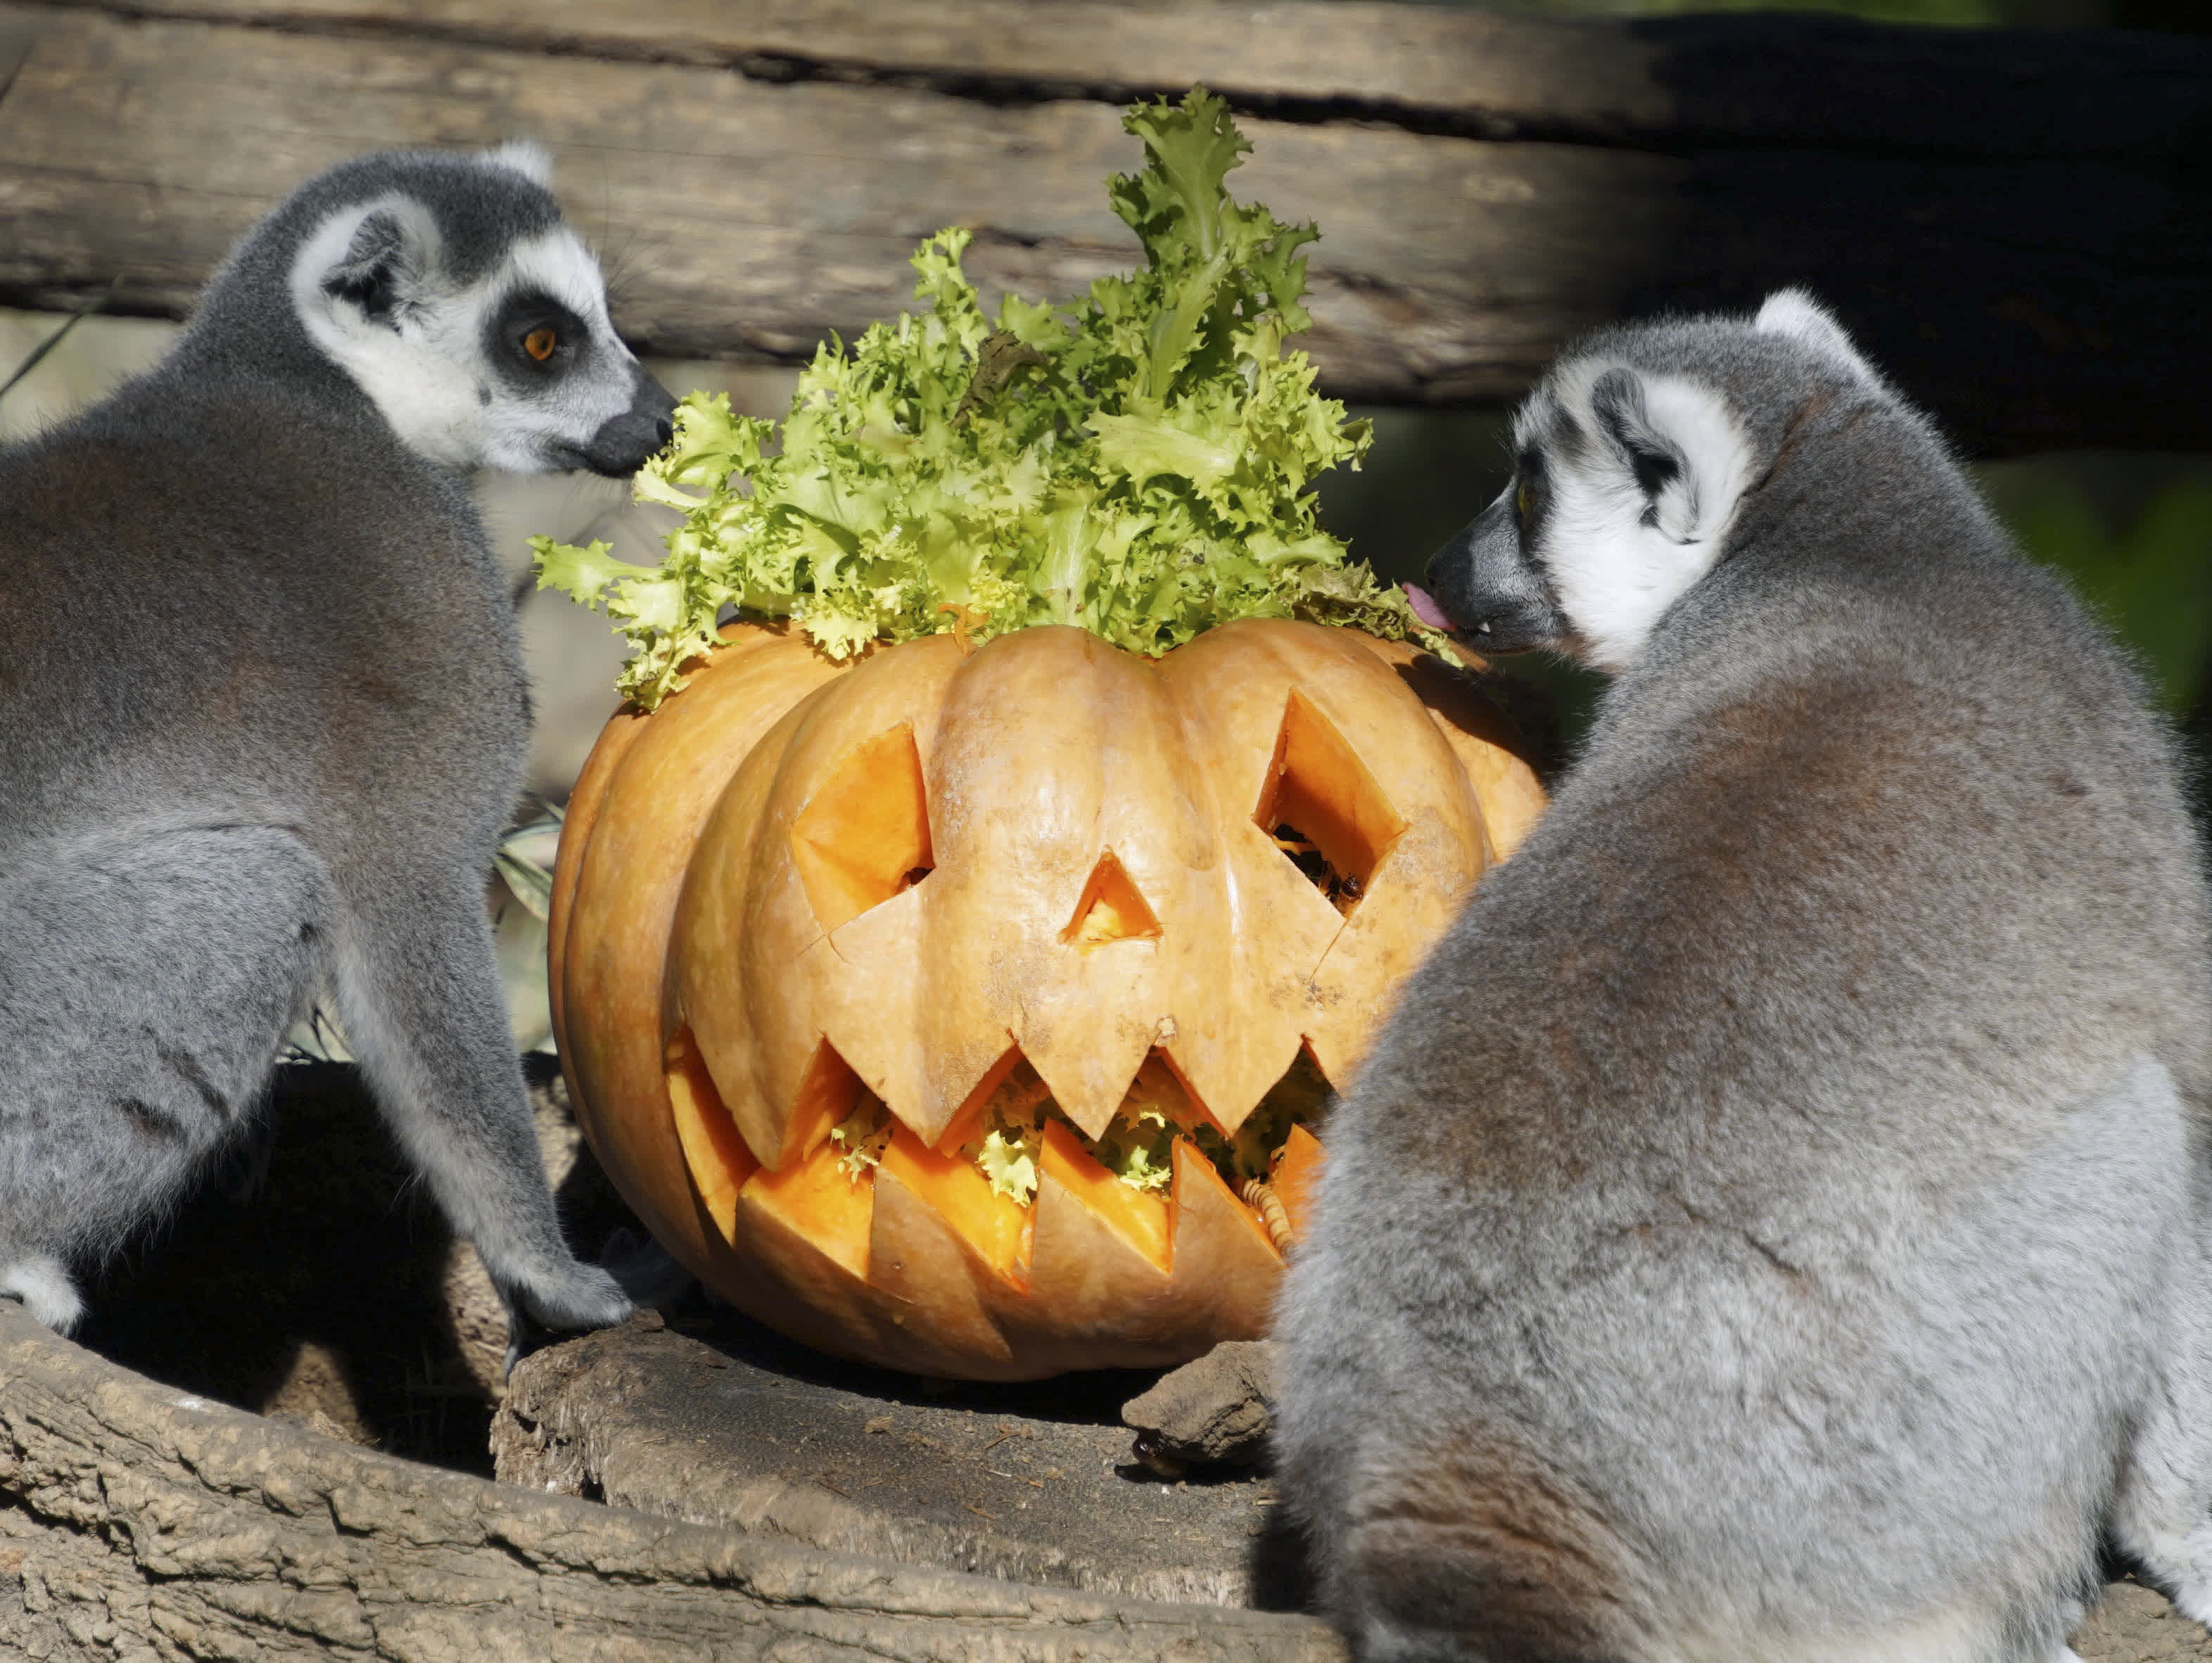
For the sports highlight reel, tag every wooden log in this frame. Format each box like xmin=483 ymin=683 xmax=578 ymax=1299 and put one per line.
xmin=0 ymin=1202 xmax=2200 ymax=1661
xmin=0 ymin=1300 xmax=1345 ymax=1660
xmin=0 ymin=0 xmax=2205 ymax=450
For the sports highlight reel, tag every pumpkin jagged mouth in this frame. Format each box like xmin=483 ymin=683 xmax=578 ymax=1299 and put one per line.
xmin=664 ymin=1026 xmax=1325 ymax=1292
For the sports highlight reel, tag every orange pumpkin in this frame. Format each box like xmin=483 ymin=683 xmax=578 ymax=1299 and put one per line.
xmin=551 ymin=618 xmax=1543 ymax=1379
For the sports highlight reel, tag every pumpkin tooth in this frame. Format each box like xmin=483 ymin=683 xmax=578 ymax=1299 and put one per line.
xmin=867 ymin=1147 xmax=1022 ymax=1370
xmin=877 ymin=1127 xmax=1033 ymax=1288
xmin=1159 ymin=1026 xmax=1307 ymax=1139
xmin=1017 ymin=1016 xmax=1155 ymax=1142
xmin=1034 ymin=1119 xmax=1173 ymax=1292
xmin=1165 ymin=1140 xmax=1281 ymax=1339
xmin=777 ymin=1038 xmax=865 ymax=1170
xmin=739 ymin=1130 xmax=877 ymax=1282
xmin=799 ymin=887 xmax=932 ymax=1139
xmin=664 ymin=1025 xmax=759 ymax=1245
xmin=927 ymin=1040 xmax=1026 ymax=1156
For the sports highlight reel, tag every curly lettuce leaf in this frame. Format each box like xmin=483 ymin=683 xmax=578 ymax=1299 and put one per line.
xmin=1095 ymin=1104 xmax=1178 ymax=1195
xmin=976 ymin=1128 xmax=1041 ymax=1205
xmin=828 ymin=1102 xmax=893 ymax=1186
xmin=538 ymin=88 xmax=1454 ymax=709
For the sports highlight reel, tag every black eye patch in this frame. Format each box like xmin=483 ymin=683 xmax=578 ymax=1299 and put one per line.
xmin=1512 ymin=453 xmax=1550 ymax=534
xmin=486 ymin=289 xmax=588 ymax=383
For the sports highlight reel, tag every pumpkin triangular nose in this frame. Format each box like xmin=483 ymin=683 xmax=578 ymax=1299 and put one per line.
xmin=1061 ymin=848 xmax=1161 ymax=945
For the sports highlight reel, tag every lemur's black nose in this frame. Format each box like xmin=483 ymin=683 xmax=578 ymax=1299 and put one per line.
xmin=580 ymin=367 xmax=679 ymax=477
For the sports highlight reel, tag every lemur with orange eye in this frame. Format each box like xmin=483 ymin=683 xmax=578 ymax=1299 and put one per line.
xmin=0 ymin=144 xmax=672 ymax=1344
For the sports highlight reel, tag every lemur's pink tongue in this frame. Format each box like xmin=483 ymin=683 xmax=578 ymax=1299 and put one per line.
xmin=1401 ymin=582 xmax=1455 ymax=632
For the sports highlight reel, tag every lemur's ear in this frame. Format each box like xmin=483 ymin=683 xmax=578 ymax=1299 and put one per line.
xmin=1589 ymin=368 xmax=1682 ymax=504
xmin=483 ymin=139 xmax=554 ymax=189
xmin=1754 ymin=289 xmax=1876 ymax=383
xmin=1587 ymin=365 xmax=1742 ymax=547
xmin=320 ymin=204 xmax=436 ymax=327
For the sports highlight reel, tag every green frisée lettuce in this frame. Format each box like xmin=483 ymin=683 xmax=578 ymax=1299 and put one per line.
xmin=534 ymin=88 xmax=1456 ymax=710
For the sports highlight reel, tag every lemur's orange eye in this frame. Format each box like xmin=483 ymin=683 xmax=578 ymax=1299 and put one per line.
xmin=523 ymin=326 xmax=557 ymax=362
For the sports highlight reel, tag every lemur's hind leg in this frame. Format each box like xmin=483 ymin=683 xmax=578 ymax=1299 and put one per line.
xmin=329 ymin=858 xmax=625 ymax=1334
xmin=0 ymin=825 xmax=331 ymax=1329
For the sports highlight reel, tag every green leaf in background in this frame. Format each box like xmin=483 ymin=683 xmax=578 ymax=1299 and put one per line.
xmin=1989 ymin=473 xmax=2212 ymax=713
xmin=535 ymin=88 xmax=1455 ymax=710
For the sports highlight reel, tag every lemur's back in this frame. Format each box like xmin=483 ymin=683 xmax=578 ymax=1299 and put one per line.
xmin=0 ymin=368 xmax=525 ymax=855
xmin=1469 ymin=431 xmax=2212 ymax=1159
xmin=1277 ymin=296 xmax=2212 ymax=1663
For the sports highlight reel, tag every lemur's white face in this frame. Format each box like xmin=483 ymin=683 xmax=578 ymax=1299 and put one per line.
xmin=1510 ymin=362 xmax=1753 ymax=672
xmin=1414 ymin=290 xmax=1871 ymax=673
xmin=287 ymin=168 xmax=668 ymax=476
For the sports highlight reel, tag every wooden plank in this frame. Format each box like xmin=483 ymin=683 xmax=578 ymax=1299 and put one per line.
xmin=0 ymin=1 xmax=2207 ymax=450
xmin=12 ymin=0 xmax=1674 ymax=134
xmin=0 ymin=3 xmax=1674 ymax=404
xmin=18 ymin=0 xmax=2211 ymax=161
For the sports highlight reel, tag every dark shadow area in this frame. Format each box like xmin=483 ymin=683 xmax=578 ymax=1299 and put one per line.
xmin=675 ymin=1297 xmax=1169 ymax=1429
xmin=1248 ymin=1503 xmax=1321 ymax=1614
xmin=75 ymin=1057 xmax=628 ymax=1477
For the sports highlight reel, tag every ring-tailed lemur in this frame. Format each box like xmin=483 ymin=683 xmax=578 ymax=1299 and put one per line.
xmin=0 ymin=144 xmax=673 ymax=1342
xmin=1276 ymin=292 xmax=2212 ymax=1662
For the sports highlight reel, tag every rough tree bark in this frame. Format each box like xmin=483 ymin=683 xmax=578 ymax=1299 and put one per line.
xmin=0 ymin=1301 xmax=1344 ymax=1661
xmin=1 ymin=0 xmax=2208 ymax=452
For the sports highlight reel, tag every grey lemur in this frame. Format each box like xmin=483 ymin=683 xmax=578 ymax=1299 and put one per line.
xmin=1275 ymin=292 xmax=2212 ymax=1662
xmin=0 ymin=143 xmax=673 ymax=1340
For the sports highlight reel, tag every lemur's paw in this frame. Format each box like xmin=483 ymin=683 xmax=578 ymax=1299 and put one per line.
xmin=0 ymin=1255 xmax=83 ymax=1334
xmin=511 ymin=1259 xmax=631 ymax=1334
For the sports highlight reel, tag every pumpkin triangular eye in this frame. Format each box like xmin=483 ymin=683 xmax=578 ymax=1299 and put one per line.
xmin=792 ymin=722 xmax=932 ymax=933
xmin=1061 ymin=848 xmax=1162 ymax=945
xmin=1254 ymin=689 xmax=1407 ymax=917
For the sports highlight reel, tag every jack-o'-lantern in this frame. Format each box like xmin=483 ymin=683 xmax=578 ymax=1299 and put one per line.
xmin=536 ymin=89 xmax=1547 ymax=1376
xmin=549 ymin=618 xmax=1542 ymax=1378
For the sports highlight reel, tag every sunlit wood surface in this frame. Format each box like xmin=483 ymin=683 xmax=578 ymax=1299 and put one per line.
xmin=1 ymin=0 xmax=2206 ymax=452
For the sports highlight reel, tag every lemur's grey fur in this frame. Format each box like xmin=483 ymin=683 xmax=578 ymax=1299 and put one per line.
xmin=1276 ymin=292 xmax=2212 ymax=1662
xmin=0 ymin=144 xmax=673 ymax=1339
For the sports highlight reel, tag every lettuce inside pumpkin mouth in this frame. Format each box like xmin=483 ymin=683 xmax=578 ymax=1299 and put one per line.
xmin=834 ymin=1047 xmax=1327 ymax=1226
xmin=666 ymin=1025 xmax=1330 ymax=1293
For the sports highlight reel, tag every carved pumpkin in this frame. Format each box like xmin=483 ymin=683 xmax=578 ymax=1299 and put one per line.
xmin=551 ymin=618 xmax=1543 ymax=1379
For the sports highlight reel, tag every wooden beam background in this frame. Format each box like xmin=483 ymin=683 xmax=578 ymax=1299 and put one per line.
xmin=1 ymin=0 xmax=2208 ymax=453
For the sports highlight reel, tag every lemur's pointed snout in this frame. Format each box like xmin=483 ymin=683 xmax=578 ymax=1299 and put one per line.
xmin=580 ymin=366 xmax=678 ymax=477
xmin=1422 ymin=495 xmax=1564 ymax=654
